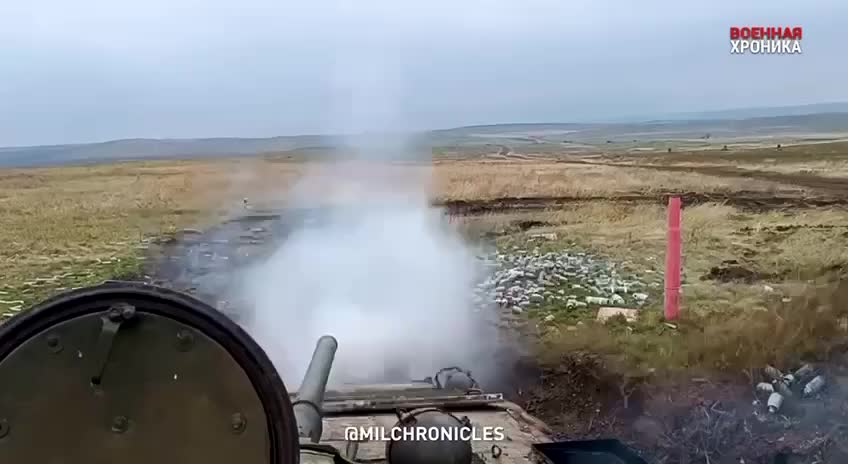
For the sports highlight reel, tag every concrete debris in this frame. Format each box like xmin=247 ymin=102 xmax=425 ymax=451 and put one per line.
xmin=753 ymin=363 xmax=831 ymax=421
xmin=586 ymin=296 xmax=609 ymax=305
xmin=596 ymin=307 xmax=639 ymax=323
xmin=794 ymin=364 xmax=815 ymax=380
xmin=764 ymin=365 xmax=783 ymax=382
xmin=767 ymin=392 xmax=784 ymax=413
xmin=756 ymin=382 xmax=774 ymax=394
xmin=474 ymin=248 xmax=654 ymax=314
xmin=803 ymin=375 xmax=826 ymax=397
xmin=775 ymin=380 xmax=793 ymax=398
xmin=529 ymin=233 xmax=558 ymax=241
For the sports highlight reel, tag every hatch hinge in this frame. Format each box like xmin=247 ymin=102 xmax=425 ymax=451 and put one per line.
xmin=89 ymin=302 xmax=136 ymax=386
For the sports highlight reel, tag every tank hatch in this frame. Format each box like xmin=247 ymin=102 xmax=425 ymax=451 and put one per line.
xmin=0 ymin=282 xmax=299 ymax=464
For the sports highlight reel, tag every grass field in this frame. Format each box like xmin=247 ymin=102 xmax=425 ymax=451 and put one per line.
xmin=2 ymin=142 xmax=848 ymax=384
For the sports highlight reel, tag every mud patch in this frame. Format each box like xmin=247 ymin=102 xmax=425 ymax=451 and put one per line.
xmin=739 ymin=224 xmax=848 ymax=234
xmin=702 ymin=264 xmax=764 ymax=283
xmin=515 ymin=220 xmax=552 ymax=231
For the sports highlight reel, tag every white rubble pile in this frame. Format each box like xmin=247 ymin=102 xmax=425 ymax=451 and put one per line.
xmin=472 ymin=246 xmax=654 ymax=314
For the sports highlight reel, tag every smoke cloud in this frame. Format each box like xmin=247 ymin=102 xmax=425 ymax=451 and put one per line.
xmin=235 ymin=55 xmax=503 ymax=388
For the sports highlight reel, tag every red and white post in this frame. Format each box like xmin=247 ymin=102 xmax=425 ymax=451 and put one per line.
xmin=664 ymin=196 xmax=682 ymax=320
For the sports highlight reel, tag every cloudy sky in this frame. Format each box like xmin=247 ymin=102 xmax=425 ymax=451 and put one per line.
xmin=0 ymin=0 xmax=845 ymax=146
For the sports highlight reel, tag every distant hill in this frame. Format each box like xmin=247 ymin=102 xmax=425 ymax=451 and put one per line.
xmin=0 ymin=135 xmax=342 ymax=167
xmin=2 ymin=106 xmax=848 ymax=167
xmin=649 ymin=102 xmax=848 ymax=122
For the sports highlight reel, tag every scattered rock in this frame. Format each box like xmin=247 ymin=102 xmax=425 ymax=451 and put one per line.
xmin=585 ymin=296 xmax=609 ymax=305
xmin=596 ymin=307 xmax=639 ymax=323
xmin=474 ymin=248 xmax=652 ymax=315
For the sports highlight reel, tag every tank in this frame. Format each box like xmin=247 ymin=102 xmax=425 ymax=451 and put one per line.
xmin=0 ymin=282 xmax=648 ymax=464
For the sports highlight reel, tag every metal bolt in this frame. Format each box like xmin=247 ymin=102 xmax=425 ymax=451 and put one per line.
xmin=112 ymin=416 xmax=129 ymax=433
xmin=0 ymin=419 xmax=9 ymax=438
xmin=109 ymin=303 xmax=136 ymax=322
xmin=121 ymin=305 xmax=136 ymax=321
xmin=230 ymin=413 xmax=246 ymax=434
xmin=176 ymin=330 xmax=194 ymax=351
xmin=46 ymin=334 xmax=63 ymax=353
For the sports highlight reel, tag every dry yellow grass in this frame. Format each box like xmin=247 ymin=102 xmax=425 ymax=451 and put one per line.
xmin=0 ymin=159 xmax=281 ymax=310
xmin=735 ymin=161 xmax=848 ymax=178
xmin=627 ymin=140 xmax=848 ymax=182
xmin=0 ymin=156 xmax=830 ymax=268
xmin=433 ymin=160 xmax=787 ymax=200
xmin=1 ymin=148 xmax=846 ymax=353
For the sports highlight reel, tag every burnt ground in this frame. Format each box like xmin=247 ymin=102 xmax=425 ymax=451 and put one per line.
xmin=512 ymin=277 xmax=848 ymax=464
xmin=142 ymin=208 xmax=337 ymax=321
xmin=513 ymin=354 xmax=848 ymax=464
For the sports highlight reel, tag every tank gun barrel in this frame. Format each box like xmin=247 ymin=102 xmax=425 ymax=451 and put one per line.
xmin=293 ymin=335 xmax=338 ymax=442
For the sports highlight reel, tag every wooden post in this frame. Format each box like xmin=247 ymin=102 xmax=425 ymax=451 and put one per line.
xmin=664 ymin=196 xmax=682 ymax=320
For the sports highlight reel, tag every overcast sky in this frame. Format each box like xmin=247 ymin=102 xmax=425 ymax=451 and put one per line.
xmin=0 ymin=0 xmax=846 ymax=146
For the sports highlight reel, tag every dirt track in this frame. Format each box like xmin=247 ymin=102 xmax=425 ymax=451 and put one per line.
xmin=597 ymin=162 xmax=848 ymax=195
xmin=437 ymin=156 xmax=848 ymax=216
xmin=440 ymin=190 xmax=848 ymax=216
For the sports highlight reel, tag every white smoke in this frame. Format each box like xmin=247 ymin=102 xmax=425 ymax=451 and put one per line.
xmin=236 ymin=54 xmax=503 ymax=388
